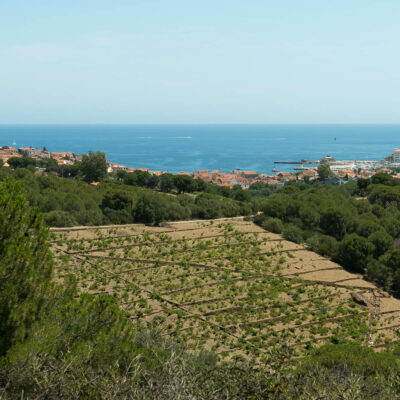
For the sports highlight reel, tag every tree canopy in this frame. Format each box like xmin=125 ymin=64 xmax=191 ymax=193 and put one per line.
xmin=80 ymin=151 xmax=108 ymax=182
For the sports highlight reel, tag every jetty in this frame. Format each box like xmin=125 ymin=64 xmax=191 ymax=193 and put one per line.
xmin=274 ymin=159 xmax=318 ymax=165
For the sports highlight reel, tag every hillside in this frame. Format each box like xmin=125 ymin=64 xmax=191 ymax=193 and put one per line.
xmin=51 ymin=217 xmax=400 ymax=364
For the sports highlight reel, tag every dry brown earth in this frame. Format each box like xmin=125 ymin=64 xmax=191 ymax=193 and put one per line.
xmin=51 ymin=217 xmax=400 ymax=363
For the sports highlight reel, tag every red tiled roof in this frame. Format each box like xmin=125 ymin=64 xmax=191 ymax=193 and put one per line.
xmin=242 ymin=171 xmax=257 ymax=176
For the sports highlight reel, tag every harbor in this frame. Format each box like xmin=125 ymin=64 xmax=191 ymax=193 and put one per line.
xmin=274 ymin=149 xmax=400 ymax=172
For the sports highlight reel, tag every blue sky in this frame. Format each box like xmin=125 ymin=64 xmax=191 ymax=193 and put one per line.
xmin=0 ymin=0 xmax=399 ymax=123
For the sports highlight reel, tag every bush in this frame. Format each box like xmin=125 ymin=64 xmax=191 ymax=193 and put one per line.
xmin=299 ymin=205 xmax=319 ymax=228
xmin=365 ymin=259 xmax=391 ymax=290
xmin=253 ymin=213 xmax=266 ymax=226
xmin=336 ymin=233 xmax=374 ymax=273
xmin=320 ymin=208 xmax=347 ymax=240
xmin=301 ymin=344 xmax=400 ymax=376
xmin=307 ymin=234 xmax=338 ymax=257
xmin=261 ymin=197 xmax=289 ymax=219
xmin=282 ymin=344 xmax=400 ymax=400
xmin=368 ymin=230 xmax=393 ymax=258
xmin=380 ymin=249 xmax=400 ymax=271
xmin=261 ymin=217 xmax=283 ymax=234
xmin=134 ymin=192 xmax=170 ymax=225
xmin=282 ymin=224 xmax=304 ymax=244
xmin=74 ymin=210 xmax=104 ymax=226
xmin=44 ymin=211 xmax=78 ymax=227
xmin=356 ymin=217 xmax=381 ymax=238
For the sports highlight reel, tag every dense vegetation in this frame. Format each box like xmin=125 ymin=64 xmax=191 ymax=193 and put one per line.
xmin=256 ymin=174 xmax=400 ymax=296
xmin=0 ymin=154 xmax=279 ymax=227
xmin=0 ymin=168 xmax=266 ymax=228
xmin=2 ymin=178 xmax=400 ymax=398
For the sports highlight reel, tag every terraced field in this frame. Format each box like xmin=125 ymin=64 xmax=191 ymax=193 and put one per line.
xmin=51 ymin=218 xmax=400 ymax=364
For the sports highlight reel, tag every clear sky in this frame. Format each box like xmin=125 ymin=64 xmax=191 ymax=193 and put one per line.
xmin=0 ymin=0 xmax=399 ymax=124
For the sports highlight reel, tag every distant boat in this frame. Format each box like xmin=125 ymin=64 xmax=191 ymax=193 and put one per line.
xmin=12 ymin=140 xmax=16 ymax=146
xmin=334 ymin=137 xmax=336 ymax=141
xmin=272 ymin=168 xmax=278 ymax=172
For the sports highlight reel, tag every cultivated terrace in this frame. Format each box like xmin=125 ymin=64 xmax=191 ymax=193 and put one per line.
xmin=51 ymin=218 xmax=400 ymax=365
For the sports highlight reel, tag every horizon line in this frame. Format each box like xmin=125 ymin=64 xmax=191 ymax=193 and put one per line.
xmin=1 ymin=122 xmax=400 ymax=126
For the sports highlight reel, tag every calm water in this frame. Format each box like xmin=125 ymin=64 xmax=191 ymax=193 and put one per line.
xmin=0 ymin=125 xmax=399 ymax=173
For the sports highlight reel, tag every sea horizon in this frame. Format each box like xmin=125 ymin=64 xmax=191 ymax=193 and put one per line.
xmin=1 ymin=124 xmax=399 ymax=174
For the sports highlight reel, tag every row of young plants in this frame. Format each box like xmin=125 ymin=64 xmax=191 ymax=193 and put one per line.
xmin=52 ymin=221 xmax=394 ymax=363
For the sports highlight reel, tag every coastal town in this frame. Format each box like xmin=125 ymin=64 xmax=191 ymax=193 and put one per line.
xmin=1 ymin=144 xmax=400 ymax=188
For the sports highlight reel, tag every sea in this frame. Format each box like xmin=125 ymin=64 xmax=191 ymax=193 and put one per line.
xmin=0 ymin=124 xmax=399 ymax=174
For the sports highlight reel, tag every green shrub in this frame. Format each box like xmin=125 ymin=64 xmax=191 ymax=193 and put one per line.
xmin=44 ymin=211 xmax=78 ymax=227
xmin=365 ymin=259 xmax=391 ymax=290
xmin=368 ymin=230 xmax=393 ymax=258
xmin=261 ymin=217 xmax=284 ymax=234
xmin=301 ymin=344 xmax=400 ymax=376
xmin=282 ymin=344 xmax=400 ymax=399
xmin=74 ymin=210 xmax=104 ymax=226
xmin=282 ymin=224 xmax=304 ymax=244
xmin=320 ymin=208 xmax=347 ymax=240
xmin=307 ymin=234 xmax=338 ymax=257
xmin=336 ymin=233 xmax=374 ymax=273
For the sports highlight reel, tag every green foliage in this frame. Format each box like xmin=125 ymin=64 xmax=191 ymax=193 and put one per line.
xmin=261 ymin=197 xmax=289 ymax=219
xmin=0 ymin=170 xmax=255 ymax=227
xmin=134 ymin=191 xmax=172 ymax=224
xmin=356 ymin=216 xmax=381 ymax=238
xmin=0 ymin=179 xmax=53 ymax=355
xmin=44 ymin=210 xmax=79 ymax=227
xmin=357 ymin=177 xmax=371 ymax=195
xmin=7 ymin=156 xmax=37 ymax=170
xmin=173 ymin=174 xmax=197 ymax=194
xmin=261 ymin=217 xmax=284 ymax=234
xmin=368 ymin=185 xmax=400 ymax=209
xmin=80 ymin=151 xmax=108 ymax=182
xmin=282 ymin=224 xmax=304 ymax=244
xmin=336 ymin=233 xmax=374 ymax=273
xmin=101 ymin=191 xmax=132 ymax=211
xmin=255 ymin=181 xmax=400 ymax=296
xmin=302 ymin=344 xmax=400 ymax=376
xmin=159 ymin=173 xmax=174 ymax=192
xmin=318 ymin=163 xmax=333 ymax=181
xmin=299 ymin=204 xmax=320 ymax=228
xmin=320 ymin=208 xmax=347 ymax=240
xmin=307 ymin=233 xmax=338 ymax=257
xmin=194 ymin=193 xmax=242 ymax=219
xmin=282 ymin=344 xmax=400 ymax=399
xmin=371 ymin=173 xmax=398 ymax=186
xmin=369 ymin=230 xmax=393 ymax=258
xmin=380 ymin=249 xmax=400 ymax=273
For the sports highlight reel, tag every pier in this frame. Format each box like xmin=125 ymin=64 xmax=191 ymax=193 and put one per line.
xmin=274 ymin=160 xmax=318 ymax=165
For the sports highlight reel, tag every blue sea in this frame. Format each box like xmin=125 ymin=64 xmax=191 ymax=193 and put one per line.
xmin=0 ymin=125 xmax=399 ymax=174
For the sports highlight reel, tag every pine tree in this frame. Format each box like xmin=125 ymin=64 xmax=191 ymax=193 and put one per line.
xmin=0 ymin=179 xmax=53 ymax=355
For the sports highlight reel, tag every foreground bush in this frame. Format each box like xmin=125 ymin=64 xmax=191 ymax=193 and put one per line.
xmin=281 ymin=344 xmax=400 ymax=400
